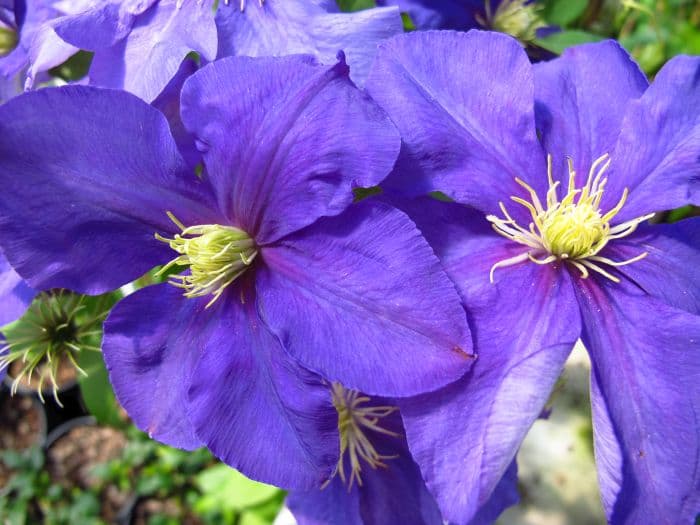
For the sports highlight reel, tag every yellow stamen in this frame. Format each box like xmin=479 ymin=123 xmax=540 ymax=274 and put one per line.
xmin=487 ymin=153 xmax=654 ymax=283
xmin=155 ymin=212 xmax=257 ymax=307
xmin=330 ymin=383 xmax=399 ymax=489
xmin=0 ymin=26 xmax=17 ymax=57
xmin=482 ymin=0 xmax=546 ymax=44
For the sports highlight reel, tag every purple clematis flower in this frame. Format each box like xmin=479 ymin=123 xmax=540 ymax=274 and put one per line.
xmin=0 ymin=253 xmax=35 ymax=328
xmin=0 ymin=0 xmax=75 ymax=101
xmin=287 ymin=383 xmax=519 ymax=525
xmin=214 ymin=0 xmax=402 ymax=85
xmin=47 ymin=0 xmax=216 ymax=101
xmin=376 ymin=0 xmax=544 ymax=42
xmin=0 ymin=53 xmax=473 ymax=488
xmin=0 ymin=0 xmax=79 ymax=91
xmin=28 ymin=0 xmax=401 ymax=101
xmin=365 ymin=31 xmax=700 ymax=524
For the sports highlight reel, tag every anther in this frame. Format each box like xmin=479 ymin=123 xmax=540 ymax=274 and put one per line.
xmin=487 ymin=154 xmax=653 ymax=283
xmin=155 ymin=212 xmax=257 ymax=307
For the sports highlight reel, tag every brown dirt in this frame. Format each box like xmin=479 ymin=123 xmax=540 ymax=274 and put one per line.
xmin=0 ymin=394 xmax=45 ymax=485
xmin=8 ymin=351 xmax=78 ymax=392
xmin=132 ymin=498 xmax=204 ymax=525
xmin=46 ymin=424 xmax=129 ymax=522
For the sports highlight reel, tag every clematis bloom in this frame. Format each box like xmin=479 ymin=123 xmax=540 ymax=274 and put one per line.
xmin=25 ymin=0 xmax=401 ymax=101
xmin=0 ymin=53 xmax=472 ymax=488
xmin=366 ymin=31 xmax=700 ymax=524
xmin=376 ymin=0 xmax=545 ymax=43
xmin=287 ymin=383 xmax=519 ymax=525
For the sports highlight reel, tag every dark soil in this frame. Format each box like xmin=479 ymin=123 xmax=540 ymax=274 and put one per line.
xmin=132 ymin=498 xmax=204 ymax=525
xmin=8 ymin=351 xmax=78 ymax=392
xmin=0 ymin=394 xmax=45 ymax=485
xmin=46 ymin=424 xmax=129 ymax=522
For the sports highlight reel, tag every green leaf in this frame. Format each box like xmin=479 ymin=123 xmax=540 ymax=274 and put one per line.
xmin=194 ymin=465 xmax=280 ymax=514
xmin=541 ymin=0 xmax=588 ymax=26
xmin=337 ymin=0 xmax=375 ymax=11
xmin=534 ymin=30 xmax=604 ymax=54
xmin=77 ymin=350 xmax=123 ymax=427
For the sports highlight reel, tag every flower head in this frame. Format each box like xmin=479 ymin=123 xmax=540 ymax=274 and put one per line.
xmin=155 ymin=212 xmax=257 ymax=306
xmin=366 ymin=31 xmax=700 ymax=524
xmin=0 ymin=54 xmax=472 ymax=489
xmin=0 ymin=290 xmax=111 ymax=404
xmin=290 ymin=382 xmax=519 ymax=524
xmin=377 ymin=0 xmax=546 ymax=43
xmin=487 ymin=153 xmax=654 ymax=282
xmin=330 ymin=383 xmax=398 ymax=488
xmin=20 ymin=0 xmax=402 ymax=101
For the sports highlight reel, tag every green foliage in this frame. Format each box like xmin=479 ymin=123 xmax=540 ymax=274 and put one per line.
xmin=77 ymin=349 xmax=123 ymax=427
xmin=194 ymin=464 xmax=285 ymax=524
xmin=535 ymin=29 xmax=604 ymax=54
xmin=338 ymin=0 xmax=376 ymax=11
xmin=353 ymin=185 xmax=383 ymax=201
xmin=0 ymin=446 xmax=49 ymax=525
xmin=49 ymin=51 xmax=93 ymax=82
xmin=541 ymin=0 xmax=588 ymax=26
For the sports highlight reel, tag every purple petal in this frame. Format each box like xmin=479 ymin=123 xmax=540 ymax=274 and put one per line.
xmin=3 ymin=0 xmax=68 ymax=82
xmin=53 ymin=2 xmax=139 ymax=50
xmin=289 ymin=406 xmax=443 ymax=525
xmin=358 ymin=425 xmax=444 ymax=525
xmin=102 ymin=284 xmax=203 ymax=450
xmin=576 ymin=278 xmax=700 ymax=524
xmin=89 ymin=0 xmax=217 ymax=102
xmin=0 ymin=252 xmax=35 ymax=327
xmin=376 ymin=0 xmax=481 ymax=30
xmin=288 ymin=479 xmax=363 ymax=525
xmin=151 ymin=57 xmax=201 ymax=169
xmin=188 ymin=281 xmax=338 ymax=489
xmin=605 ymin=218 xmax=700 ymax=315
xmin=609 ymin=55 xmax=700 ymax=221
xmin=365 ymin=31 xmax=546 ymax=217
xmin=467 ymin=461 xmax=519 ymax=525
xmin=0 ymin=86 xmax=218 ymax=294
xmin=257 ymin=199 xmax=473 ymax=397
xmin=392 ymin=197 xmax=580 ymax=523
xmin=533 ymin=40 xmax=648 ymax=185
xmin=25 ymin=21 xmax=78 ymax=87
xmin=181 ymin=54 xmax=400 ymax=244
xmin=215 ymin=2 xmax=402 ymax=85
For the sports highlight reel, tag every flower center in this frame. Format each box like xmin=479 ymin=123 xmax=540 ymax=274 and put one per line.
xmin=330 ymin=383 xmax=398 ymax=489
xmin=155 ymin=212 xmax=257 ymax=307
xmin=0 ymin=290 xmax=111 ymax=405
xmin=216 ymin=0 xmax=265 ymax=11
xmin=487 ymin=153 xmax=654 ymax=283
xmin=481 ymin=0 xmax=545 ymax=44
xmin=0 ymin=25 xmax=17 ymax=57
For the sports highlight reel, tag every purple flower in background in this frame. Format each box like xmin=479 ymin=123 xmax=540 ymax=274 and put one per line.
xmin=376 ymin=0 xmax=544 ymax=43
xmin=0 ymin=251 xmax=36 ymax=385
xmin=0 ymin=54 xmax=473 ymax=487
xmin=24 ymin=0 xmax=401 ymax=101
xmin=215 ymin=0 xmax=402 ymax=84
xmin=288 ymin=383 xmax=519 ymax=525
xmin=287 ymin=383 xmax=446 ymax=525
xmin=0 ymin=254 xmax=35 ymax=327
xmin=46 ymin=0 xmax=216 ymax=102
xmin=0 ymin=0 xmax=76 ymax=101
xmin=365 ymin=31 xmax=700 ymax=524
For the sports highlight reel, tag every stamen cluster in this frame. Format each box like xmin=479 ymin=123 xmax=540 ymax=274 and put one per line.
xmin=331 ymin=383 xmax=399 ymax=489
xmin=0 ymin=26 xmax=16 ymax=57
xmin=0 ymin=291 xmax=111 ymax=404
xmin=482 ymin=0 xmax=545 ymax=44
xmin=155 ymin=212 xmax=258 ymax=307
xmin=487 ymin=153 xmax=654 ymax=282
